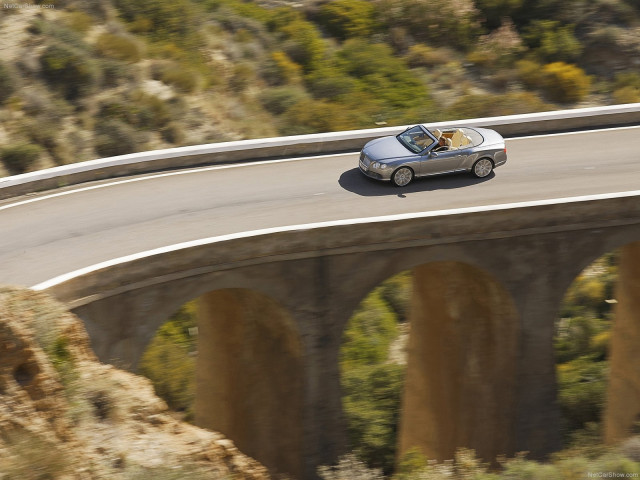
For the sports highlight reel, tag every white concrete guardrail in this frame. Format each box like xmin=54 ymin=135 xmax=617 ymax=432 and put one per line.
xmin=1 ymin=103 xmax=639 ymax=200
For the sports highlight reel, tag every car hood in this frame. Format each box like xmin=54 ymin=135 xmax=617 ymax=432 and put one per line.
xmin=364 ymin=135 xmax=415 ymax=161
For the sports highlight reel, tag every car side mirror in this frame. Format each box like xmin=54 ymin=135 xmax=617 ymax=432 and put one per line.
xmin=429 ymin=151 xmax=438 ymax=157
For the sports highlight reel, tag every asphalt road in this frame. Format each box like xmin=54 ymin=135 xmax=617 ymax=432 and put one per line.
xmin=0 ymin=126 xmax=639 ymax=287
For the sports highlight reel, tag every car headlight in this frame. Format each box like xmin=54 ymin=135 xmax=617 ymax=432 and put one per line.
xmin=372 ymin=162 xmax=387 ymax=170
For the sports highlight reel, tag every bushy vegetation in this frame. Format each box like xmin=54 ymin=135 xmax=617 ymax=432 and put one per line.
xmin=39 ymin=43 xmax=99 ymax=100
xmin=0 ymin=143 xmax=43 ymax=174
xmin=317 ymin=0 xmax=378 ymax=40
xmin=1 ymin=0 xmax=639 ymax=175
xmin=541 ymin=62 xmax=591 ymax=103
xmin=0 ymin=61 xmax=17 ymax=104
xmin=139 ymin=302 xmax=198 ymax=421
xmin=95 ymin=33 xmax=143 ymax=63
xmin=341 ymin=286 xmax=408 ymax=475
xmin=554 ymin=253 xmax=618 ymax=446
xmin=94 ymin=120 xmax=142 ymax=157
xmin=319 ymin=446 xmax=640 ymax=480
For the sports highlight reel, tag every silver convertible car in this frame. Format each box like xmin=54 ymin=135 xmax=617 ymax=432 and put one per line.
xmin=358 ymin=125 xmax=507 ymax=186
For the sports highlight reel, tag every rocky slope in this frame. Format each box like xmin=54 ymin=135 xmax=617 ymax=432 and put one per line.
xmin=0 ymin=286 xmax=271 ymax=480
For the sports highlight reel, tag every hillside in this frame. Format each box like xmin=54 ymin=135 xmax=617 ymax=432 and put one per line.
xmin=1 ymin=0 xmax=640 ymax=176
xmin=0 ymin=286 xmax=271 ymax=479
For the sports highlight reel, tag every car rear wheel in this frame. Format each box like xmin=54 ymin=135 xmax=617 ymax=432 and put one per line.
xmin=472 ymin=158 xmax=493 ymax=178
xmin=392 ymin=167 xmax=414 ymax=187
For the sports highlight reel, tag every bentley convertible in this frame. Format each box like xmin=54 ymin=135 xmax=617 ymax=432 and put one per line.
xmin=358 ymin=125 xmax=507 ymax=187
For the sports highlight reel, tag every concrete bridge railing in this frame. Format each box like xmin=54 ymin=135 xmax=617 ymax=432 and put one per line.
xmin=1 ymin=103 xmax=639 ymax=200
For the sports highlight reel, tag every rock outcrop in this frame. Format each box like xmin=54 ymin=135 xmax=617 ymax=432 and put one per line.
xmin=0 ymin=286 xmax=271 ymax=479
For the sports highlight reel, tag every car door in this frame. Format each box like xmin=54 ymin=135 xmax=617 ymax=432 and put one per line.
xmin=419 ymin=149 xmax=467 ymax=176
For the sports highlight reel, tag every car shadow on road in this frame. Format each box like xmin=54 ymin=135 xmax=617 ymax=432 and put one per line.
xmin=338 ymin=168 xmax=494 ymax=196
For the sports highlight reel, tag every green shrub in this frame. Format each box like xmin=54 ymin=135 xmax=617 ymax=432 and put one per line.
xmin=377 ymin=271 xmax=412 ymax=323
xmin=612 ymin=72 xmax=640 ymax=103
xmin=374 ymin=0 xmax=480 ymax=49
xmin=0 ymin=143 xmax=43 ymax=175
xmin=98 ymin=91 xmax=172 ymax=130
xmin=99 ymin=59 xmax=136 ymax=88
xmin=475 ymin=0 xmax=524 ymax=29
xmin=113 ymin=0 xmax=197 ymax=41
xmin=259 ymin=86 xmax=309 ymax=115
xmin=160 ymin=122 xmax=186 ymax=144
xmin=139 ymin=335 xmax=195 ymax=416
xmin=261 ymin=51 xmax=302 ymax=86
xmin=139 ymin=303 xmax=198 ymax=419
xmin=63 ymin=10 xmax=94 ymax=33
xmin=278 ymin=17 xmax=326 ymax=72
xmin=540 ymin=62 xmax=591 ymax=103
xmin=95 ymin=32 xmax=142 ymax=63
xmin=39 ymin=44 xmax=100 ymax=100
xmin=562 ymin=274 xmax=608 ymax=317
xmin=94 ymin=120 xmax=141 ymax=157
xmin=557 ymin=356 xmax=608 ymax=438
xmin=342 ymin=363 xmax=404 ymax=474
xmin=335 ymin=39 xmax=431 ymax=111
xmin=405 ymin=44 xmax=452 ymax=68
xmin=153 ymin=62 xmax=200 ymax=93
xmin=36 ymin=17 xmax=90 ymax=51
xmin=523 ymin=20 xmax=582 ymax=63
xmin=516 ymin=59 xmax=546 ymax=90
xmin=0 ymin=61 xmax=16 ymax=104
xmin=342 ymin=292 xmax=399 ymax=368
xmin=306 ymin=67 xmax=357 ymax=100
xmin=317 ymin=0 xmax=378 ymax=40
xmin=468 ymin=19 xmax=525 ymax=69
xmin=230 ymin=62 xmax=256 ymax=92
xmin=613 ymin=85 xmax=640 ymax=103
xmin=615 ymin=72 xmax=640 ymax=90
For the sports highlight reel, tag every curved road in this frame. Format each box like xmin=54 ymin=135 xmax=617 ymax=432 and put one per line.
xmin=0 ymin=126 xmax=639 ymax=288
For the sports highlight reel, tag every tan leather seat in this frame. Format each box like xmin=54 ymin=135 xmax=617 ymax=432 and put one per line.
xmin=450 ymin=129 xmax=464 ymax=148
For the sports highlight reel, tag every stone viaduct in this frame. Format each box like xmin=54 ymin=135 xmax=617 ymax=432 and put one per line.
xmin=38 ymin=192 xmax=640 ymax=480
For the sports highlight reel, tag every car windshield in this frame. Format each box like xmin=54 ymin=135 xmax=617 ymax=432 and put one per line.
xmin=397 ymin=126 xmax=433 ymax=153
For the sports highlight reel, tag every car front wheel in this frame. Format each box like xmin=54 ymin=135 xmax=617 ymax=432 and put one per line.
xmin=392 ymin=167 xmax=414 ymax=187
xmin=472 ymin=158 xmax=493 ymax=178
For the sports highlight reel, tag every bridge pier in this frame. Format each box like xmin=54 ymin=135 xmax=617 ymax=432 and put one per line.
xmin=398 ymin=262 xmax=520 ymax=463
xmin=195 ymin=289 xmax=305 ymax=478
xmin=605 ymin=241 xmax=640 ymax=444
xmin=195 ymin=256 xmax=349 ymax=480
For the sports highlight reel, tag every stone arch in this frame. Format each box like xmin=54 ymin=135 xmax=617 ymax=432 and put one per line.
xmin=546 ymin=232 xmax=640 ymax=447
xmin=194 ymin=287 xmax=304 ymax=479
xmin=338 ymin=256 xmax=520 ymax=469
xmin=398 ymin=260 xmax=520 ymax=464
